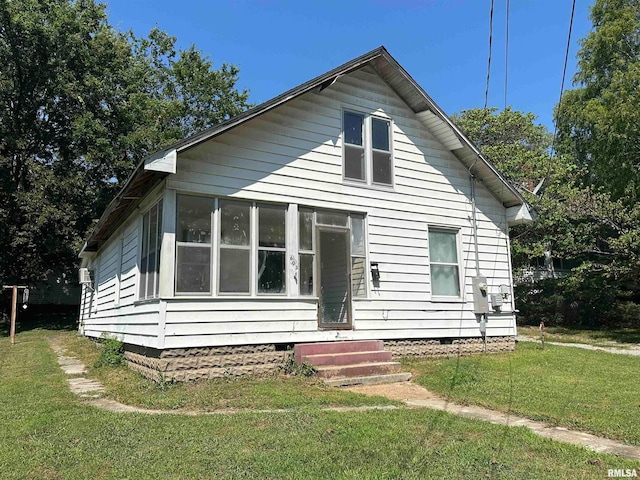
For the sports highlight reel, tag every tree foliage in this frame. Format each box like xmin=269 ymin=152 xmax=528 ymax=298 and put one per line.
xmin=0 ymin=0 xmax=250 ymax=285
xmin=454 ymin=102 xmax=640 ymax=327
xmin=549 ymin=0 xmax=640 ymax=326
xmin=557 ymin=0 xmax=640 ymax=203
xmin=451 ymin=107 xmax=551 ymax=192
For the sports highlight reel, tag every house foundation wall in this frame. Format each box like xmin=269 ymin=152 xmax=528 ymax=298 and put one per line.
xmin=124 ymin=336 xmax=515 ymax=382
xmin=385 ymin=336 xmax=515 ymax=357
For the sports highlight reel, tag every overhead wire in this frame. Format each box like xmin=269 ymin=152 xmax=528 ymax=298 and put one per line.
xmin=531 ymin=0 xmax=577 ymax=206
xmin=504 ymin=0 xmax=510 ymax=110
xmin=550 ymin=0 xmax=577 ymax=157
xmin=484 ymin=0 xmax=495 ymax=110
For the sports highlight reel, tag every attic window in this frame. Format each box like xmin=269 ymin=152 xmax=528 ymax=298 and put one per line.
xmin=343 ymin=110 xmax=393 ymax=186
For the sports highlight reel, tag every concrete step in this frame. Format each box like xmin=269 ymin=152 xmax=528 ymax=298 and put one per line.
xmin=302 ymin=350 xmax=393 ymax=366
xmin=294 ymin=340 xmax=384 ymax=363
xmin=324 ymin=372 xmax=413 ymax=387
xmin=315 ymin=361 xmax=402 ymax=379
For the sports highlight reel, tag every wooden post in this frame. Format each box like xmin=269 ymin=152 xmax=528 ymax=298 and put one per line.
xmin=10 ymin=285 xmax=17 ymax=345
xmin=539 ymin=321 xmax=545 ymax=351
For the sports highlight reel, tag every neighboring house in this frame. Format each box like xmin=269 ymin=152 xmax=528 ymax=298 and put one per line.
xmin=78 ymin=47 xmax=533 ymax=381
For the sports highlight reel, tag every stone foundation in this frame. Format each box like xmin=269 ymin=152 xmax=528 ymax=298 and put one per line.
xmin=385 ymin=336 xmax=515 ymax=358
xmin=124 ymin=336 xmax=515 ymax=382
xmin=124 ymin=343 xmax=289 ymax=382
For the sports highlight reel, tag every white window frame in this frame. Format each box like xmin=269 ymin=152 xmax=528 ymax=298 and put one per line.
xmin=217 ymin=198 xmax=253 ymax=296
xmin=297 ymin=207 xmax=316 ymax=297
xmin=428 ymin=226 xmax=464 ymax=302
xmin=256 ymin=203 xmax=288 ymax=296
xmin=349 ymin=213 xmax=368 ymax=298
xmin=342 ymin=108 xmax=394 ymax=188
xmin=175 ymin=194 xmax=214 ymax=296
xmin=138 ymin=200 xmax=163 ymax=301
xmin=171 ymin=196 xmax=367 ymax=299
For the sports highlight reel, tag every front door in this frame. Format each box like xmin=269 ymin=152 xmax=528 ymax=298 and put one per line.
xmin=317 ymin=227 xmax=352 ymax=329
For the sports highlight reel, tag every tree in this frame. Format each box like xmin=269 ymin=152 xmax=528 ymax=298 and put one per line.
xmin=453 ymin=107 xmax=640 ymax=326
xmin=556 ymin=0 xmax=640 ymax=202
xmin=451 ymin=107 xmax=551 ymax=193
xmin=0 ymin=0 xmax=251 ymax=286
xmin=551 ymin=0 xmax=640 ymax=326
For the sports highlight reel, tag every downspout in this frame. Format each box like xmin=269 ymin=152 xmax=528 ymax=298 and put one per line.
xmin=470 ymin=158 xmax=487 ymax=351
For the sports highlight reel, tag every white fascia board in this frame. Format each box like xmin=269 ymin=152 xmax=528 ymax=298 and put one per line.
xmin=506 ymin=204 xmax=536 ymax=226
xmin=144 ymin=148 xmax=177 ymax=174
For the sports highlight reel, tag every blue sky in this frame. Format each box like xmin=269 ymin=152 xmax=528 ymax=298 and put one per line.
xmin=104 ymin=0 xmax=593 ymax=131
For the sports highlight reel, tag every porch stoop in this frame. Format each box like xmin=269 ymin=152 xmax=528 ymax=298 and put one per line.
xmin=294 ymin=340 xmax=412 ymax=387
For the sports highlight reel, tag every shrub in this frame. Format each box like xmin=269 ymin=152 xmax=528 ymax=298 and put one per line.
xmin=282 ymin=352 xmax=317 ymax=377
xmin=94 ymin=335 xmax=126 ymax=368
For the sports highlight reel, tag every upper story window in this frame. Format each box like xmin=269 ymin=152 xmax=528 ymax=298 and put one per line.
xmin=343 ymin=110 xmax=393 ymax=186
xmin=428 ymin=227 xmax=462 ymax=299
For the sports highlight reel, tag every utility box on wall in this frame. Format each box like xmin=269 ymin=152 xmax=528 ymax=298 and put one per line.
xmin=472 ymin=276 xmax=489 ymax=314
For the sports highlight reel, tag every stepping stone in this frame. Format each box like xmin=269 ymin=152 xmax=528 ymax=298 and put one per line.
xmin=68 ymin=377 xmax=105 ymax=395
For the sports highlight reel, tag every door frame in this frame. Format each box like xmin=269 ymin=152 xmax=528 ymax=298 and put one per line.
xmin=316 ymin=226 xmax=353 ymax=330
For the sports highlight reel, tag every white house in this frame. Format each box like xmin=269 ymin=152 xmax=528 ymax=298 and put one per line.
xmin=78 ymin=47 xmax=533 ymax=381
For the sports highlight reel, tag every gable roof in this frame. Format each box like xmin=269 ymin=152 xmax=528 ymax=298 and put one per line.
xmin=81 ymin=46 xmax=531 ymax=255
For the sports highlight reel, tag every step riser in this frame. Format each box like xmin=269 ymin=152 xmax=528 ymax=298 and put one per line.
xmin=294 ymin=340 xmax=384 ymax=363
xmin=316 ymin=362 xmax=402 ymax=379
xmin=303 ymin=351 xmax=392 ymax=366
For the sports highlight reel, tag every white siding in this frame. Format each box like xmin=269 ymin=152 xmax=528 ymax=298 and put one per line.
xmin=79 ymin=213 xmax=162 ymax=348
xmin=161 ymin=66 xmax=516 ymax=348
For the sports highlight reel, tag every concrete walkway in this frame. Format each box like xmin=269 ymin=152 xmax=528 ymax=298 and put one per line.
xmin=347 ymin=382 xmax=640 ymax=460
xmin=517 ymin=335 xmax=640 ymax=357
xmin=49 ymin=337 xmax=640 ymax=460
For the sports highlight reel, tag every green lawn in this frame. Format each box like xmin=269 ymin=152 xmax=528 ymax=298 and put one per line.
xmin=404 ymin=342 xmax=640 ymax=446
xmin=0 ymin=329 xmax=638 ymax=479
xmin=518 ymin=325 xmax=640 ymax=348
xmin=60 ymin=332 xmax=398 ymax=411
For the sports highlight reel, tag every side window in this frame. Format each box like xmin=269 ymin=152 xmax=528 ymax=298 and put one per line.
xmin=139 ymin=200 xmax=163 ymax=299
xmin=428 ymin=228 xmax=461 ymax=298
xmin=343 ymin=111 xmax=393 ymax=186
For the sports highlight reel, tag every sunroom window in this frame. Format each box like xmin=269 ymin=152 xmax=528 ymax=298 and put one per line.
xmin=175 ymin=195 xmax=212 ymax=294
xmin=350 ymin=214 xmax=366 ymax=297
xmin=257 ymin=204 xmax=286 ymax=294
xmin=139 ymin=200 xmax=163 ymax=299
xmin=298 ymin=208 xmax=315 ymax=296
xmin=219 ymin=199 xmax=251 ymax=294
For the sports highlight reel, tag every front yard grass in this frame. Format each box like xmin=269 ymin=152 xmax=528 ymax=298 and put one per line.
xmin=60 ymin=331 xmax=399 ymax=411
xmin=518 ymin=325 xmax=640 ymax=348
xmin=2 ymin=329 xmax=638 ymax=479
xmin=404 ymin=342 xmax=640 ymax=446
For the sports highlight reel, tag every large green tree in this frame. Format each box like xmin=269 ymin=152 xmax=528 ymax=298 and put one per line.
xmin=0 ymin=0 xmax=250 ymax=286
xmin=454 ymin=106 xmax=640 ymax=326
xmin=557 ymin=0 xmax=640 ymax=202
xmin=550 ymin=0 xmax=640 ymax=325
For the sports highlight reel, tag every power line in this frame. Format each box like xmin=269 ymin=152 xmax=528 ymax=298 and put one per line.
xmin=484 ymin=0 xmax=495 ymax=110
xmin=504 ymin=0 xmax=510 ymax=110
xmin=550 ymin=0 xmax=577 ymax=157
